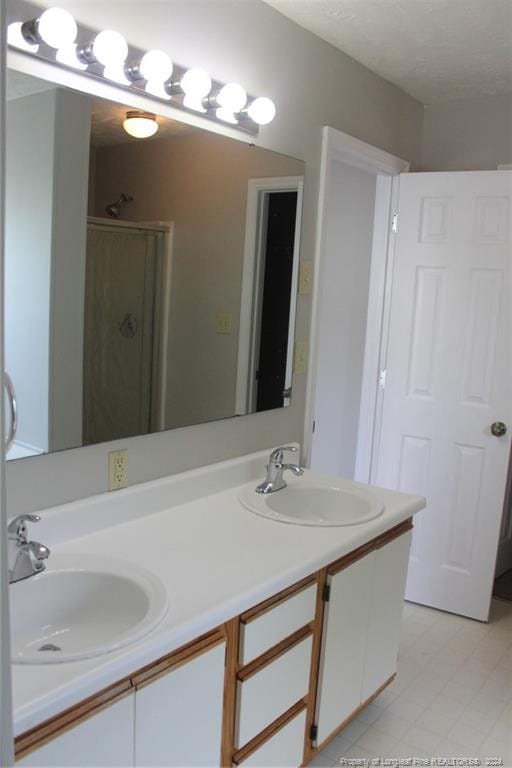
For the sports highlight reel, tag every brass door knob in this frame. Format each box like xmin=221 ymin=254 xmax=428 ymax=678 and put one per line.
xmin=491 ymin=421 xmax=507 ymax=437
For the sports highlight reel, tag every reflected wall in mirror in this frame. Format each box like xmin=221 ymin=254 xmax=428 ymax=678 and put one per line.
xmin=5 ymin=68 xmax=304 ymax=459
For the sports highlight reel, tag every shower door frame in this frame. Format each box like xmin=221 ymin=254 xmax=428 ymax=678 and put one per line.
xmin=86 ymin=217 xmax=174 ymax=434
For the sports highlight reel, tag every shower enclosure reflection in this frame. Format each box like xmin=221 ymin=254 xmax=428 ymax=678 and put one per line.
xmin=5 ymin=68 xmax=304 ymax=458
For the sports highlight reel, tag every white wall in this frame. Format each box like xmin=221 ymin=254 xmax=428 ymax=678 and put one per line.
xmin=5 ymin=87 xmax=91 ymax=456
xmin=5 ymin=90 xmax=55 ymax=454
xmin=49 ymin=88 xmax=90 ymax=452
xmin=310 ymin=161 xmax=376 ymax=478
xmin=422 ymin=93 xmax=512 ymax=171
xmin=5 ymin=0 xmax=424 ymax=514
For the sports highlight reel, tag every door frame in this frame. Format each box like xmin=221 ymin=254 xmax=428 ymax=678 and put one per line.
xmin=304 ymin=127 xmax=409 ymax=473
xmin=86 ymin=217 xmax=174 ymax=433
xmin=0 ymin=0 xmax=14 ymax=760
xmin=235 ymin=176 xmax=303 ymax=415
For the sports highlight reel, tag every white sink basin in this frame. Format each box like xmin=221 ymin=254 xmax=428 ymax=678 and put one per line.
xmin=10 ymin=555 xmax=168 ymax=664
xmin=239 ymin=477 xmax=384 ymax=527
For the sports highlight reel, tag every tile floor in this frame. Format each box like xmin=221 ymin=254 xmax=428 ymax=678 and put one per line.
xmin=311 ymin=599 xmax=512 ymax=767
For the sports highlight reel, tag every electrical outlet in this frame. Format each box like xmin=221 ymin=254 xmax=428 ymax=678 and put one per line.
xmin=216 ymin=312 xmax=232 ymax=334
xmin=299 ymin=261 xmax=313 ymax=294
xmin=108 ymin=449 xmax=128 ymax=491
xmin=294 ymin=340 xmax=309 ymax=374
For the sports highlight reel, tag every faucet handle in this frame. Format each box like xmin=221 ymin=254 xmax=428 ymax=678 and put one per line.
xmin=269 ymin=445 xmax=298 ymax=464
xmin=7 ymin=514 xmax=41 ymax=543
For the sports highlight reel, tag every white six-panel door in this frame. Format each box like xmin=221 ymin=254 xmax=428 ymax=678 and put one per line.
xmin=375 ymin=171 xmax=512 ymax=621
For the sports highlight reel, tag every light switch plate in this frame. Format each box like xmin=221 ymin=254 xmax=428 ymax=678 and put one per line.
xmin=299 ymin=261 xmax=313 ymax=294
xmin=216 ymin=312 xmax=232 ymax=334
xmin=108 ymin=449 xmax=128 ymax=491
xmin=294 ymin=340 xmax=309 ymax=374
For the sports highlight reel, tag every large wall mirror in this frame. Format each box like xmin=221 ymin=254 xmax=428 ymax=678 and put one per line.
xmin=5 ymin=67 xmax=304 ymax=460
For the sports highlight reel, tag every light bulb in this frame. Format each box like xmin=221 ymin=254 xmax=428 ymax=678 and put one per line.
xmin=183 ymin=95 xmax=207 ymax=113
xmin=139 ymin=50 xmax=173 ymax=83
xmin=37 ymin=8 xmax=77 ymax=49
xmin=91 ymin=30 xmax=128 ymax=67
xmin=7 ymin=22 xmax=39 ymax=52
xmin=56 ymin=43 xmax=87 ymax=70
xmin=247 ymin=97 xmax=276 ymax=125
xmin=216 ymin=83 xmax=247 ymax=112
xmin=103 ymin=63 xmax=131 ymax=85
xmin=216 ymin=107 xmax=238 ymax=125
xmin=145 ymin=80 xmax=171 ymax=99
xmin=123 ymin=111 xmax=159 ymax=139
xmin=180 ymin=67 xmax=211 ymax=99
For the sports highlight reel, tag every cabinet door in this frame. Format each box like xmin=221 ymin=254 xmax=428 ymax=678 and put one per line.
xmin=314 ymin=552 xmax=375 ymax=746
xmin=135 ymin=641 xmax=225 ymax=767
xmin=361 ymin=531 xmax=412 ymax=700
xmin=17 ymin=694 xmax=135 ymax=767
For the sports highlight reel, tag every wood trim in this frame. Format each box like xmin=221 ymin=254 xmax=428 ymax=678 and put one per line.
xmin=328 ymin=519 xmax=412 ymax=576
xmin=221 ymin=617 xmax=241 ymax=767
xmin=237 ymin=624 xmax=313 ymax=683
xmin=132 ymin=627 xmax=225 ymax=689
xmin=240 ymin=575 xmax=317 ymax=624
xmin=303 ymin=569 xmax=327 ymax=765
xmin=310 ymin=674 xmax=396 ymax=759
xmin=233 ymin=698 xmax=307 ymax=765
xmin=14 ymin=680 xmax=133 ymax=760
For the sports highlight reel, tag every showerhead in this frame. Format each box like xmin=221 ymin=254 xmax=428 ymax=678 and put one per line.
xmin=105 ymin=193 xmax=133 ymax=218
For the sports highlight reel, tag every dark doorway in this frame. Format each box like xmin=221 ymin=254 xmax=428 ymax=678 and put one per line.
xmin=256 ymin=191 xmax=298 ymax=412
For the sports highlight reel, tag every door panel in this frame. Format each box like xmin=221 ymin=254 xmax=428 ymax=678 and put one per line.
xmin=83 ymin=226 xmax=156 ymax=444
xmin=375 ymin=171 xmax=512 ymax=620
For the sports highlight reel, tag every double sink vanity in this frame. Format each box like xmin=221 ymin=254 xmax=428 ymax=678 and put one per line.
xmin=9 ymin=447 xmax=425 ymax=767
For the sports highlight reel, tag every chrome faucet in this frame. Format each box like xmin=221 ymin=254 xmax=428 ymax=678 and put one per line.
xmin=8 ymin=514 xmax=50 ymax=584
xmin=255 ymin=446 xmax=304 ymax=494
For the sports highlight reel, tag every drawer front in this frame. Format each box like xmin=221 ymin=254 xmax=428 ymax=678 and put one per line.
xmin=236 ymin=635 xmax=312 ymax=749
xmin=237 ymin=709 xmax=307 ymax=767
xmin=240 ymin=584 xmax=316 ymax=665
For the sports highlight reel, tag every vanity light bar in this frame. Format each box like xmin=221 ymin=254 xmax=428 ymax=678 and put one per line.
xmin=7 ymin=6 xmax=277 ymax=134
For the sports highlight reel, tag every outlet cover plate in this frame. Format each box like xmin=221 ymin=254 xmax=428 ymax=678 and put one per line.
xmin=108 ymin=449 xmax=128 ymax=491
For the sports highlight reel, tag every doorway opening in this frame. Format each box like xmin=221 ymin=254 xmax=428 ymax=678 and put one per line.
xmin=236 ymin=176 xmax=303 ymax=415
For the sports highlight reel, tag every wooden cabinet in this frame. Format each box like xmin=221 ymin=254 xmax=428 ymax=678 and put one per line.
xmin=313 ymin=528 xmax=412 ymax=749
xmin=134 ymin=640 xmax=226 ymax=767
xmin=235 ymin=634 xmax=312 ymax=748
xmin=15 ymin=520 xmax=412 ymax=768
xmin=17 ymin=694 xmax=135 ymax=768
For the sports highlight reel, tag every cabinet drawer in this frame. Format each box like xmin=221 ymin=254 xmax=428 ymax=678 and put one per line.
xmin=236 ymin=634 xmax=312 ymax=749
xmin=240 ymin=583 xmax=316 ymax=665
xmin=236 ymin=708 xmax=307 ymax=767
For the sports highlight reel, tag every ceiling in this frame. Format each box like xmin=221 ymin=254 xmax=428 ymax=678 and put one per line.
xmin=90 ymin=99 xmax=193 ymax=148
xmin=262 ymin=0 xmax=512 ymax=104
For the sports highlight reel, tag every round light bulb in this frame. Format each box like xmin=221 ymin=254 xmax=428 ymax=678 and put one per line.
xmin=216 ymin=107 xmax=238 ymax=125
xmin=56 ymin=43 xmax=87 ymax=70
xmin=92 ymin=30 xmax=128 ymax=67
xmin=183 ymin=95 xmax=207 ymax=113
xmin=247 ymin=97 xmax=276 ymax=125
xmin=37 ymin=8 xmax=77 ymax=49
xmin=7 ymin=22 xmax=39 ymax=52
xmin=180 ymin=67 xmax=212 ymax=99
xmin=139 ymin=50 xmax=173 ymax=83
xmin=104 ymin=63 xmax=131 ymax=85
xmin=216 ymin=83 xmax=247 ymax=112
xmin=123 ymin=111 xmax=159 ymax=139
xmin=145 ymin=80 xmax=171 ymax=99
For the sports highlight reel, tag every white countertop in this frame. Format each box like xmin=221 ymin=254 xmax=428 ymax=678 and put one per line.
xmin=10 ymin=449 xmax=425 ymax=736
